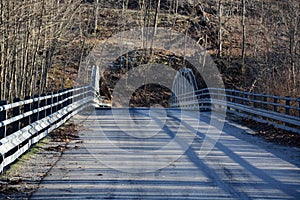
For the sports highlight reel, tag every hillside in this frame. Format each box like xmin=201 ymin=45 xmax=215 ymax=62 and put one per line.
xmin=78 ymin=0 xmax=299 ymax=106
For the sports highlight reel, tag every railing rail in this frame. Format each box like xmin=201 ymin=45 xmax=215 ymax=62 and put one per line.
xmin=171 ymin=88 xmax=300 ymax=134
xmin=0 ymin=86 xmax=93 ymax=173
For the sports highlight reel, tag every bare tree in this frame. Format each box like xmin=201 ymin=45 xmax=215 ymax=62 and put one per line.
xmin=0 ymin=0 xmax=82 ymax=101
xmin=241 ymin=0 xmax=246 ymax=72
xmin=280 ymin=0 xmax=300 ymax=94
xmin=217 ymin=0 xmax=222 ymax=58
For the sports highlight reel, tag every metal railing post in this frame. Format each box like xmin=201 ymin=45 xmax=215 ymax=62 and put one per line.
xmin=52 ymin=92 xmax=58 ymax=114
xmin=244 ymin=93 xmax=249 ymax=106
xmin=46 ymin=93 xmax=53 ymax=116
xmin=0 ymin=100 xmax=7 ymax=139
xmin=285 ymin=97 xmax=290 ymax=115
xmin=57 ymin=90 xmax=63 ymax=111
xmin=263 ymin=95 xmax=268 ymax=110
xmin=68 ymin=88 xmax=73 ymax=106
xmin=273 ymin=97 xmax=278 ymax=112
xmin=253 ymin=94 xmax=257 ymax=108
xmin=31 ymin=95 xmax=39 ymax=123
xmin=226 ymin=90 xmax=231 ymax=111
xmin=39 ymin=94 xmax=46 ymax=120
xmin=298 ymin=99 xmax=300 ymax=118
xmin=234 ymin=91 xmax=240 ymax=113
xmin=22 ymin=96 xmax=31 ymax=128
xmin=12 ymin=98 xmax=21 ymax=134
xmin=207 ymin=88 xmax=211 ymax=111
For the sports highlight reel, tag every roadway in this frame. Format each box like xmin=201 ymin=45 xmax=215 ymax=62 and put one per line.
xmin=31 ymin=108 xmax=300 ymax=199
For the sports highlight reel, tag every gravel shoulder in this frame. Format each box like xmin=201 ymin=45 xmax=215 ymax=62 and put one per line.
xmin=226 ymin=114 xmax=300 ymax=148
xmin=0 ymin=121 xmax=82 ymax=200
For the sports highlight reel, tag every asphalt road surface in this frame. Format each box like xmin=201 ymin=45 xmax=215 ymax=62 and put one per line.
xmin=31 ymin=108 xmax=300 ymax=199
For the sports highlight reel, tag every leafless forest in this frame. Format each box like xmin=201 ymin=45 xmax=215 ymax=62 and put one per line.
xmin=0 ymin=0 xmax=299 ymax=102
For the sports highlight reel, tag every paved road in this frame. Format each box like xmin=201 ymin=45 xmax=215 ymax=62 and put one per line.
xmin=31 ymin=108 xmax=300 ymax=199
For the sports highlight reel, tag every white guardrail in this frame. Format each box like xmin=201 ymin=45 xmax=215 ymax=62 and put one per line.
xmin=171 ymin=88 xmax=300 ymax=134
xmin=0 ymin=86 xmax=93 ymax=173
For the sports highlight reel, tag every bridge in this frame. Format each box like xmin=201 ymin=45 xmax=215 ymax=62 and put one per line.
xmin=0 ymin=66 xmax=300 ymax=199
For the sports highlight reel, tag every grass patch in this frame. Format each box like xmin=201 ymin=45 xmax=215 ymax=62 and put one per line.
xmin=1 ymin=137 xmax=50 ymax=178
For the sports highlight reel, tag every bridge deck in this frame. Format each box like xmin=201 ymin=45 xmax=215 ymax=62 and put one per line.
xmin=31 ymin=109 xmax=300 ymax=199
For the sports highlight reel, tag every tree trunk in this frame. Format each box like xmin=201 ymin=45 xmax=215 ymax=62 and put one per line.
xmin=94 ymin=0 xmax=99 ymax=32
xmin=217 ymin=0 xmax=222 ymax=58
xmin=242 ymin=0 xmax=246 ymax=73
xmin=151 ymin=0 xmax=161 ymax=52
